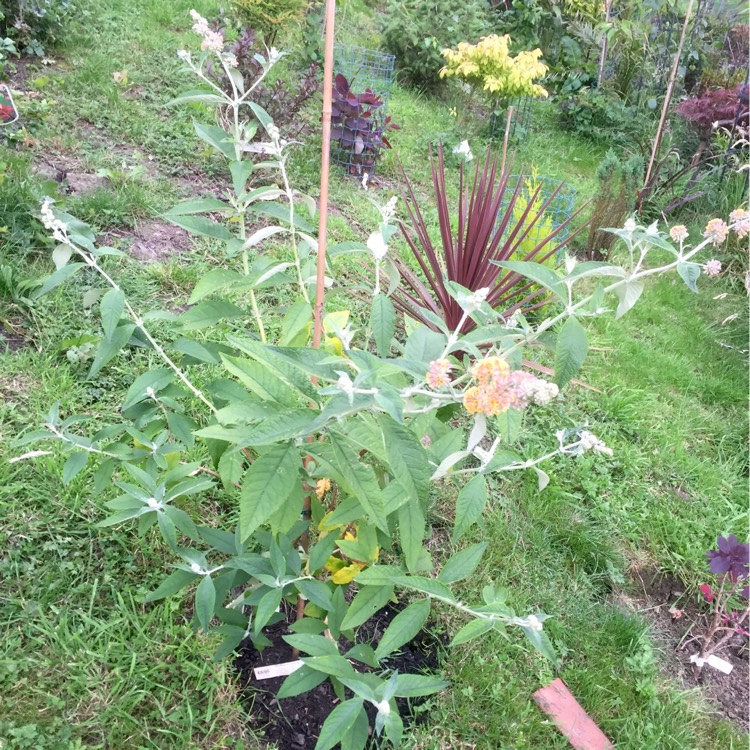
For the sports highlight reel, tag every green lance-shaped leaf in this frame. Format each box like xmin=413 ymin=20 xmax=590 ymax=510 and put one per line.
xmin=324 ymin=432 xmax=388 ymax=532
xmin=144 ymin=568 xmax=200 ymax=602
xmin=314 ymin=698 xmax=365 ymax=750
xmin=377 ymin=414 xmax=431 ymax=506
xmin=239 ymin=441 xmax=301 ymax=541
xmin=123 ymin=369 xmax=173 ymax=410
xmin=277 ymin=665 xmax=328 ymax=699
xmin=438 ymin=542 xmax=488 ymax=584
xmin=165 ymin=197 xmax=233 ymax=216
xmin=194 ymin=121 xmax=237 ymax=161
xmin=62 ymin=451 xmax=88 ymax=485
xmin=374 ymin=598 xmax=431 ymax=661
xmin=554 ymin=315 xmax=588 ymax=388
xmin=340 ymin=584 xmax=395 ymax=631
xmin=392 ymin=674 xmax=450 ymax=697
xmin=194 ymin=574 xmax=216 ymax=632
xmin=188 ymin=268 xmax=243 ymax=304
xmin=613 ymin=278 xmax=644 ymax=318
xmin=279 ymin=300 xmax=312 ymax=346
xmin=491 ymin=260 xmax=565 ymax=301
xmin=179 ymin=300 xmax=244 ymax=330
xmin=88 ymin=322 xmax=135 ymax=379
xmin=166 ymin=213 xmax=234 ymax=240
xmin=520 ymin=620 xmax=557 ymax=664
xmin=397 ymin=501 xmax=427 ymax=574
xmin=32 ymin=262 xmax=87 ymax=299
xmin=452 ymin=474 xmax=488 ymax=542
xmin=371 ymin=293 xmax=396 ymax=356
xmin=99 ymin=288 xmax=125 ymax=340
xmin=450 ymin=617 xmax=495 ymax=646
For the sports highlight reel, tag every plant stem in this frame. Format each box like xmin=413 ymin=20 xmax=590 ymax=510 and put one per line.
xmin=69 ymin=245 xmax=216 ymax=413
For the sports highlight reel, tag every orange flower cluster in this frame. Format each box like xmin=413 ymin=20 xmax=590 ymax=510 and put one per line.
xmin=463 ymin=356 xmax=558 ymax=416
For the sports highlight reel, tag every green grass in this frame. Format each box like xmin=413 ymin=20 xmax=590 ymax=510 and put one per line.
xmin=0 ymin=0 xmax=747 ymax=748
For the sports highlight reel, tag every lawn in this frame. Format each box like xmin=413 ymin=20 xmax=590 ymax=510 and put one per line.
xmin=0 ymin=1 xmax=748 ymax=749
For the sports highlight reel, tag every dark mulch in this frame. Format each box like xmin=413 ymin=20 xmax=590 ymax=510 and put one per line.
xmin=0 ymin=320 xmax=30 ymax=352
xmin=628 ymin=569 xmax=749 ymax=732
xmin=235 ymin=603 xmax=445 ymax=750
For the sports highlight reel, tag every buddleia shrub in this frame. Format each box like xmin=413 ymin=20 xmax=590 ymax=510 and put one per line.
xmin=381 ymin=0 xmax=493 ymax=91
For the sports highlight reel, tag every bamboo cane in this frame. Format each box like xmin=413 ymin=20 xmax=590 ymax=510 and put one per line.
xmin=597 ymin=0 xmax=612 ymax=89
xmin=296 ymin=0 xmax=337 ymax=629
xmin=313 ymin=0 xmax=336 ymax=348
xmin=642 ymin=0 xmax=695 ymax=203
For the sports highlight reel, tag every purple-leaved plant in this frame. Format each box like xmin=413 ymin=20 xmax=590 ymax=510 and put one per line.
xmin=682 ymin=535 xmax=749 ymax=677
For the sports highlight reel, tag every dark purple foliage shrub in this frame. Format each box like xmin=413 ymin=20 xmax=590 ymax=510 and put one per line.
xmin=676 ymin=88 xmax=743 ymax=137
xmin=219 ymin=29 xmax=321 ymax=139
xmin=330 ymin=73 xmax=399 ymax=175
xmin=706 ymin=534 xmax=750 ymax=581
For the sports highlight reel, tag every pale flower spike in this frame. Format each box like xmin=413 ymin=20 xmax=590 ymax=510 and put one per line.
xmin=703 ymin=218 xmax=729 ymax=246
xmin=729 ymin=207 xmax=750 ymax=238
xmin=704 ymin=259 xmax=722 ymax=277
xmin=669 ymin=224 xmax=688 ymax=242
xmin=578 ymin=430 xmax=613 ymax=456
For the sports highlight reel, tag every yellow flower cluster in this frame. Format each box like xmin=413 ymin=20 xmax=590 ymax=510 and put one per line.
xmin=440 ymin=35 xmax=548 ymax=99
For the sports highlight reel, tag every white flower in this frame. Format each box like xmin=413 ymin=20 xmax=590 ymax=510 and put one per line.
xmin=579 ymin=430 xmax=613 ymax=456
xmin=579 ymin=430 xmax=598 ymax=450
xmin=381 ymin=195 xmax=398 ymax=223
xmin=201 ymin=29 xmax=224 ymax=53
xmin=375 ymin=700 xmax=391 ymax=716
xmin=336 ymin=372 xmax=355 ymax=396
xmin=145 ymin=497 xmax=161 ymax=510
xmin=367 ymin=230 xmax=389 ymax=261
xmin=190 ymin=9 xmax=210 ymax=35
xmin=223 ymin=53 xmax=238 ymax=68
xmin=526 ymin=614 xmax=543 ymax=632
xmin=526 ymin=379 xmax=559 ymax=405
xmin=453 ymin=140 xmax=473 ymax=162
xmin=40 ymin=198 xmax=69 ymax=244
xmin=177 ymin=49 xmax=191 ymax=62
xmin=463 ymin=287 xmax=490 ymax=313
xmin=503 ymin=312 xmax=519 ymax=329
xmin=268 ymin=47 xmax=281 ymax=64
xmin=190 ymin=562 xmax=203 ymax=574
xmin=623 ymin=217 xmax=637 ymax=233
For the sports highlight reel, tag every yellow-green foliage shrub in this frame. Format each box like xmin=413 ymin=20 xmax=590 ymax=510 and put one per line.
xmin=440 ymin=34 xmax=548 ymax=99
xmin=506 ymin=171 xmax=559 ymax=306
xmin=231 ymin=0 xmax=308 ymax=39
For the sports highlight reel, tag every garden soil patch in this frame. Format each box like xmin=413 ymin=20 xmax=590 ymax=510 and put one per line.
xmin=0 ymin=320 xmax=30 ymax=352
xmin=235 ymin=603 xmax=444 ymax=750
xmin=128 ymin=220 xmax=192 ymax=262
xmin=622 ymin=569 xmax=749 ymax=732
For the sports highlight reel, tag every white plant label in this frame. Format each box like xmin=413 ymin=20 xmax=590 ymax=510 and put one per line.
xmin=253 ymin=660 xmax=304 ymax=680
xmin=689 ymin=653 xmax=733 ymax=675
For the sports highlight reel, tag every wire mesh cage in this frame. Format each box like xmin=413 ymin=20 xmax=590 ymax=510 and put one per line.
xmin=497 ymin=175 xmax=577 ymax=255
xmin=488 ymin=97 xmax=534 ymax=142
xmin=331 ymin=44 xmax=395 ymax=177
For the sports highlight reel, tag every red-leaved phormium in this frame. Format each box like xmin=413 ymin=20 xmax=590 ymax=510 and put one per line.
xmin=390 ymin=144 xmax=588 ymax=334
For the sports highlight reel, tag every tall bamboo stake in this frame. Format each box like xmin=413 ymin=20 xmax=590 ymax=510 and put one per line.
xmin=313 ymin=0 xmax=336 ymax=349
xmin=296 ymin=0 xmax=336 ymax=628
xmin=642 ymin=0 xmax=695 ymax=202
xmin=596 ymin=0 xmax=612 ymax=89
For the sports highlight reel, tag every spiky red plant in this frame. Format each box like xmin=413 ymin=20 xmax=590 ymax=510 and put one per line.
xmin=391 ymin=144 xmax=587 ymax=334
